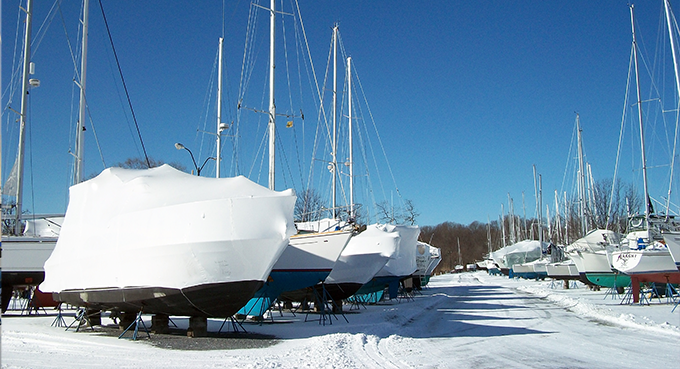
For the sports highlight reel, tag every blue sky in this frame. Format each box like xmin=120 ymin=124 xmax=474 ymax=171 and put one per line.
xmin=3 ymin=1 xmax=680 ymax=227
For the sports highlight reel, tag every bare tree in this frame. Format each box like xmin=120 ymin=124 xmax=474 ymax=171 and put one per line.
xmin=402 ymin=199 xmax=420 ymax=225
xmin=114 ymin=157 xmax=186 ymax=171
xmin=295 ymin=188 xmax=327 ymax=222
xmin=375 ymin=200 xmax=399 ymax=224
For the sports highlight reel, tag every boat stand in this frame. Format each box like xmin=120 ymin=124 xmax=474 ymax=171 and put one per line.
xmin=218 ymin=316 xmax=247 ymax=334
xmin=118 ymin=311 xmax=150 ymax=340
xmin=66 ymin=309 xmax=96 ymax=332
xmin=21 ymin=286 xmax=47 ymax=316
xmin=398 ymin=282 xmax=415 ymax=303
xmin=51 ymin=303 xmax=67 ymax=328
xmin=663 ymin=280 xmax=679 ymax=304
xmin=620 ymin=282 xmax=650 ymax=306
xmin=239 ymin=296 xmax=276 ymax=325
xmin=603 ymin=285 xmax=622 ymax=300
xmin=345 ymin=294 xmax=368 ymax=311
xmin=304 ymin=284 xmax=348 ymax=326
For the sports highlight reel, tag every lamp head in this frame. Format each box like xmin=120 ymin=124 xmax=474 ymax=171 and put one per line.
xmin=175 ymin=142 xmax=185 ymax=150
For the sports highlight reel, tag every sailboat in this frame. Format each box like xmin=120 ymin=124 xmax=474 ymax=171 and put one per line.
xmin=285 ymin=223 xmax=397 ymax=303
xmin=235 ymin=4 xmax=352 ymax=318
xmin=559 ymin=114 xmax=628 ymax=289
xmin=1 ymin=0 xmax=64 ymax=312
xmin=281 ymin=43 xmax=406 ymax=306
xmin=610 ymin=3 xmax=680 ymax=300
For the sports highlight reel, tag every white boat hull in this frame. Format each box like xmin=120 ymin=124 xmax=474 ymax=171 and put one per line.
xmin=662 ymin=232 xmax=680 ymax=268
xmin=611 ymin=249 xmax=677 ymax=275
xmin=545 ymin=262 xmax=579 ymax=278
xmin=273 ymin=230 xmax=352 ymax=274
xmin=1 ymin=237 xmax=57 ymax=274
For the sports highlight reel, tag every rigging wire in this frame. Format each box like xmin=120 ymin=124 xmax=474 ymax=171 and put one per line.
xmin=96 ymin=0 xmax=150 ymax=168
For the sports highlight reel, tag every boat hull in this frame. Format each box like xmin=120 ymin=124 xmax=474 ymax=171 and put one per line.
xmin=611 ymin=249 xmax=677 ymax=275
xmin=1 ymin=237 xmax=57 ymax=312
xmin=585 ymin=272 xmax=630 ymax=288
xmin=53 ymin=280 xmax=263 ymax=317
xmin=661 ymin=232 xmax=680 ymax=269
xmin=237 ymin=230 xmax=352 ymax=316
xmin=40 ymin=166 xmax=297 ymax=318
xmin=545 ymin=262 xmax=579 ymax=280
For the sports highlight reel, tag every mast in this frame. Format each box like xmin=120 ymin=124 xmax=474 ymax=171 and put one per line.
xmin=521 ymin=191 xmax=527 ymax=240
xmin=507 ymin=194 xmax=515 ymax=244
xmin=216 ymin=37 xmax=224 ymax=178
xmin=630 ymin=4 xmax=651 ymax=231
xmin=268 ymin=0 xmax=276 ymax=190
xmin=664 ymin=0 xmax=680 ymax=216
xmin=74 ymin=0 xmax=89 ymax=185
xmin=457 ymin=237 xmax=462 ymax=266
xmin=348 ymin=56 xmax=354 ymax=220
xmin=500 ymin=204 xmax=506 ymax=248
xmin=576 ymin=114 xmax=587 ymax=235
xmin=554 ymin=190 xmax=562 ymax=244
xmin=486 ymin=215 xmax=492 ymax=254
xmin=538 ymin=174 xmax=543 ymax=244
xmin=532 ymin=165 xmax=538 ymax=239
xmin=14 ymin=0 xmax=34 ymax=235
xmin=331 ymin=24 xmax=338 ymax=217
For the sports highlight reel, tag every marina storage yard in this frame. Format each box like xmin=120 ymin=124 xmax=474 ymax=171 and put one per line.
xmin=2 ymin=272 xmax=679 ymax=368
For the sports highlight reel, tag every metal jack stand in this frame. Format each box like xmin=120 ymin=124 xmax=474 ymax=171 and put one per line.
xmin=604 ymin=285 xmax=622 ymax=300
xmin=66 ymin=309 xmax=96 ymax=332
xmin=22 ymin=287 xmax=47 ymax=316
xmin=51 ymin=303 xmax=67 ymax=327
xmin=118 ymin=311 xmax=150 ymax=340
xmin=305 ymin=284 xmax=348 ymax=326
xmin=218 ymin=316 xmax=247 ymax=334
xmin=398 ymin=281 xmax=415 ymax=303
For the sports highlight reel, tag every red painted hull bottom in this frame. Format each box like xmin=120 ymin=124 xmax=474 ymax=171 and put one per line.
xmin=629 ymin=271 xmax=680 ymax=303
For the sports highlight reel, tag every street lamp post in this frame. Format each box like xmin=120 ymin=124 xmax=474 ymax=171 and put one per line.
xmin=175 ymin=142 xmax=214 ymax=176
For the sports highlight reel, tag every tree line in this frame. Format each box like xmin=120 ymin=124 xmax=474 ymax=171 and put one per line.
xmin=420 ymin=178 xmax=644 ymax=274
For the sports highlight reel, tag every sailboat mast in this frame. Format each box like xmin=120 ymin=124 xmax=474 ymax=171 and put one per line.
xmin=538 ymin=174 xmax=543 ymax=244
xmin=14 ymin=0 xmax=34 ymax=235
xmin=500 ymin=204 xmax=506 ymax=248
xmin=630 ymin=4 xmax=651 ymax=230
xmin=664 ymin=0 xmax=680 ymax=216
xmin=216 ymin=37 xmax=224 ymax=178
xmin=487 ymin=215 xmax=492 ymax=254
xmin=457 ymin=238 xmax=462 ymax=266
xmin=331 ymin=24 xmax=338 ymax=217
xmin=268 ymin=0 xmax=276 ymax=190
xmin=74 ymin=0 xmax=89 ymax=185
xmin=348 ymin=56 xmax=354 ymax=219
xmin=576 ymin=114 xmax=587 ymax=235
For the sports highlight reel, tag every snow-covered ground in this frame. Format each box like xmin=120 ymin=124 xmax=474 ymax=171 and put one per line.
xmin=2 ymin=272 xmax=679 ymax=368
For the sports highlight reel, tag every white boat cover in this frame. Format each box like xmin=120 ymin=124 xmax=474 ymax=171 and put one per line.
xmin=324 ymin=225 xmax=398 ymax=285
xmin=374 ymin=224 xmax=420 ymax=278
xmin=565 ymin=229 xmax=621 ymax=253
xmin=491 ymin=240 xmax=546 ymax=269
xmin=41 ymin=165 xmax=296 ymax=293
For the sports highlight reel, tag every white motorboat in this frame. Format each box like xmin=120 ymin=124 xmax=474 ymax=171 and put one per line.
xmin=40 ymin=165 xmax=297 ymax=318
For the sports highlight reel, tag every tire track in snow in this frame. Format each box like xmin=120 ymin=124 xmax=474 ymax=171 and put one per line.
xmin=351 ymin=333 xmax=407 ymax=369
